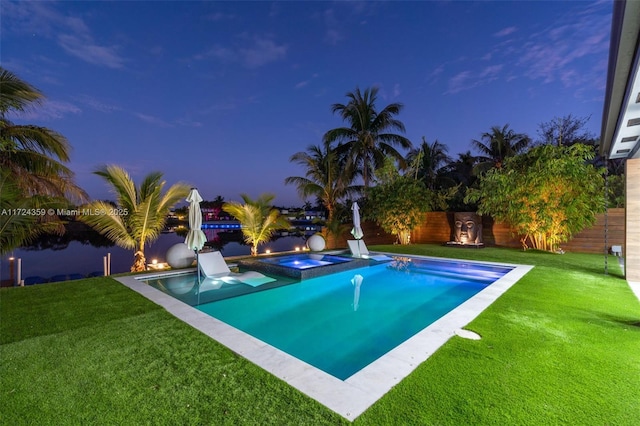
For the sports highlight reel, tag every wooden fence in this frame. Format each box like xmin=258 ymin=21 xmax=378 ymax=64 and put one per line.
xmin=330 ymin=208 xmax=625 ymax=255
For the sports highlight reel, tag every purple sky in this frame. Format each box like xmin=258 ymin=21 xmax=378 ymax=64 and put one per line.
xmin=2 ymin=1 xmax=611 ymax=207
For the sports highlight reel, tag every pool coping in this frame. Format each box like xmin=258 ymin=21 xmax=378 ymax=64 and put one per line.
xmin=115 ymin=253 xmax=533 ymax=421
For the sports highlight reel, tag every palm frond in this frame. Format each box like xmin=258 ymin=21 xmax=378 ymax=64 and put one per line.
xmin=79 ymin=200 xmax=136 ymax=250
xmin=0 ymin=67 xmax=44 ymax=115
xmin=94 ymin=165 xmax=138 ymax=212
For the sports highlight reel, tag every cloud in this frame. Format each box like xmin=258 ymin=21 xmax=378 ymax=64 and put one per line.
xmin=516 ymin=3 xmax=610 ymax=89
xmin=58 ymin=34 xmax=125 ymax=69
xmin=445 ymin=65 xmax=503 ymax=94
xmin=322 ymin=9 xmax=344 ymax=45
xmin=426 ymin=64 xmax=445 ymax=84
xmin=206 ymin=12 xmax=236 ymax=22
xmin=7 ymin=100 xmax=81 ymax=121
xmin=240 ymin=38 xmax=287 ymax=68
xmin=2 ymin=2 xmax=127 ymax=69
xmin=446 ymin=71 xmax=472 ymax=94
xmin=134 ymin=113 xmax=173 ymax=128
xmin=325 ymin=29 xmax=343 ymax=45
xmin=393 ymin=83 xmax=401 ymax=98
xmin=443 ymin=2 xmax=609 ymax=97
xmin=494 ymin=26 xmax=517 ymax=37
xmin=196 ymin=36 xmax=287 ymax=68
xmin=294 ymin=73 xmax=319 ymax=90
xmin=135 ymin=113 xmax=204 ymax=128
xmin=74 ymin=95 xmax=121 ymax=113
xmin=479 ymin=64 xmax=503 ymax=79
xmin=175 ymin=118 xmax=203 ymax=128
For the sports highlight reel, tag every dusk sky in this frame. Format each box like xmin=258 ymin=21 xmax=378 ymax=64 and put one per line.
xmin=2 ymin=1 xmax=612 ymax=207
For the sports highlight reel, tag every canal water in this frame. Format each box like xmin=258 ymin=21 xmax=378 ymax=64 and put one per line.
xmin=0 ymin=232 xmax=307 ymax=285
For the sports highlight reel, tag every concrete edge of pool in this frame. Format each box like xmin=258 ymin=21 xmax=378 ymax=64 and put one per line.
xmin=115 ymin=254 xmax=533 ymax=422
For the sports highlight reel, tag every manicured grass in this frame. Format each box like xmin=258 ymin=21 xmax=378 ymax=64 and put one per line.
xmin=1 ymin=246 xmax=639 ymax=425
xmin=357 ymin=246 xmax=640 ymax=425
xmin=0 ymin=278 xmax=344 ymax=425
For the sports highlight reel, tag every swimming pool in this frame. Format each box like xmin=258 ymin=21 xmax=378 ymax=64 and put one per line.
xmin=198 ymin=256 xmax=512 ymax=379
xmin=122 ymin=254 xmax=531 ymax=419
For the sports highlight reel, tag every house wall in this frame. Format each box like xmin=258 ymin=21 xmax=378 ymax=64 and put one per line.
xmin=626 ymin=158 xmax=640 ymax=281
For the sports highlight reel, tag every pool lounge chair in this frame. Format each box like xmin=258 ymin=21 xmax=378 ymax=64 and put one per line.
xmin=347 ymin=240 xmax=393 ymax=261
xmin=198 ymin=251 xmax=276 ymax=287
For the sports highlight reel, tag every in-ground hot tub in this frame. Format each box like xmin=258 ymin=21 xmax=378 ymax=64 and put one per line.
xmin=238 ymin=252 xmax=370 ymax=280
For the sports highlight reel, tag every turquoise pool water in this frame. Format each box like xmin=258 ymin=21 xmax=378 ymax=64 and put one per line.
xmin=195 ymin=257 xmax=512 ymax=380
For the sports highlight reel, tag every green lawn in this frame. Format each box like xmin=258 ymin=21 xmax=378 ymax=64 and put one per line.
xmin=2 ymin=246 xmax=639 ymax=425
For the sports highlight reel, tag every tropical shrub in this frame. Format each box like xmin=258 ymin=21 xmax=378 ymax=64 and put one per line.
xmin=222 ymin=193 xmax=290 ymax=256
xmin=366 ymin=159 xmax=433 ymax=245
xmin=466 ymin=144 xmax=606 ymax=252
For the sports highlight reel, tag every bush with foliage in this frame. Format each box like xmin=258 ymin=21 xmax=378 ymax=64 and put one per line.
xmin=466 ymin=144 xmax=606 ymax=252
xmin=366 ymin=168 xmax=433 ymax=245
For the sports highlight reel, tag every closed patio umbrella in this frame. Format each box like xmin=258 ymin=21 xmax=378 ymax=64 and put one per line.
xmin=185 ymin=188 xmax=207 ymax=284
xmin=351 ymin=202 xmax=364 ymax=240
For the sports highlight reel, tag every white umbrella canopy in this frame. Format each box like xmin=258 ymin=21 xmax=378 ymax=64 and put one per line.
xmin=351 ymin=202 xmax=364 ymax=240
xmin=185 ymin=188 xmax=207 ymax=252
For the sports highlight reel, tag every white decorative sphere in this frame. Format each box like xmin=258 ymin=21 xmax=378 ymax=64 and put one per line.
xmin=307 ymin=234 xmax=326 ymax=252
xmin=166 ymin=243 xmax=196 ymax=268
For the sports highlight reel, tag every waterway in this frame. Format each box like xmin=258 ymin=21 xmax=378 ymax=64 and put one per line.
xmin=0 ymin=232 xmax=307 ymax=285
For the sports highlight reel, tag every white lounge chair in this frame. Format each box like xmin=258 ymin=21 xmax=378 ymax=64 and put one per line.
xmin=347 ymin=240 xmax=393 ymax=261
xmin=198 ymin=251 xmax=276 ymax=287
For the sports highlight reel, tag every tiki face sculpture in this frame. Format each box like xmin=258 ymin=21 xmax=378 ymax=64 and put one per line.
xmin=454 ymin=212 xmax=482 ymax=244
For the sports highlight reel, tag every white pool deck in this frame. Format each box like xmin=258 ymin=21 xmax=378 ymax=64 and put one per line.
xmin=116 ymin=255 xmax=533 ymax=421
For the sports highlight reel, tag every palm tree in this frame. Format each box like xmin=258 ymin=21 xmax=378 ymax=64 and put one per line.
xmin=0 ymin=169 xmax=69 ymax=254
xmin=284 ymin=141 xmax=360 ymax=225
xmin=406 ymin=137 xmax=452 ymax=190
xmin=79 ymin=165 xmax=190 ymax=271
xmin=471 ymin=124 xmax=530 ymax=175
xmin=444 ymin=151 xmax=478 ymax=187
xmin=0 ymin=67 xmax=87 ymax=202
xmin=324 ymin=86 xmax=412 ymax=188
xmin=222 ymin=193 xmax=290 ymax=256
xmin=440 ymin=151 xmax=480 ymax=211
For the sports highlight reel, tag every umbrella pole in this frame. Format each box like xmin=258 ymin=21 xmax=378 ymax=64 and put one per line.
xmin=196 ymin=250 xmax=201 ymax=285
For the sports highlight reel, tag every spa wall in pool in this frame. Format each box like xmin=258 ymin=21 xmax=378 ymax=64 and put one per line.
xmin=238 ymin=254 xmax=369 ymax=280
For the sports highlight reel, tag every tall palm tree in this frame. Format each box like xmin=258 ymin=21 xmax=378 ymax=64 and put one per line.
xmin=440 ymin=151 xmax=480 ymax=211
xmin=222 ymin=193 xmax=290 ymax=256
xmin=0 ymin=67 xmax=87 ymax=202
xmin=284 ymin=141 xmax=360 ymax=224
xmin=79 ymin=165 xmax=190 ymax=271
xmin=324 ymin=86 xmax=412 ymax=188
xmin=406 ymin=137 xmax=452 ymax=190
xmin=443 ymin=151 xmax=478 ymax=187
xmin=471 ymin=124 xmax=530 ymax=175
